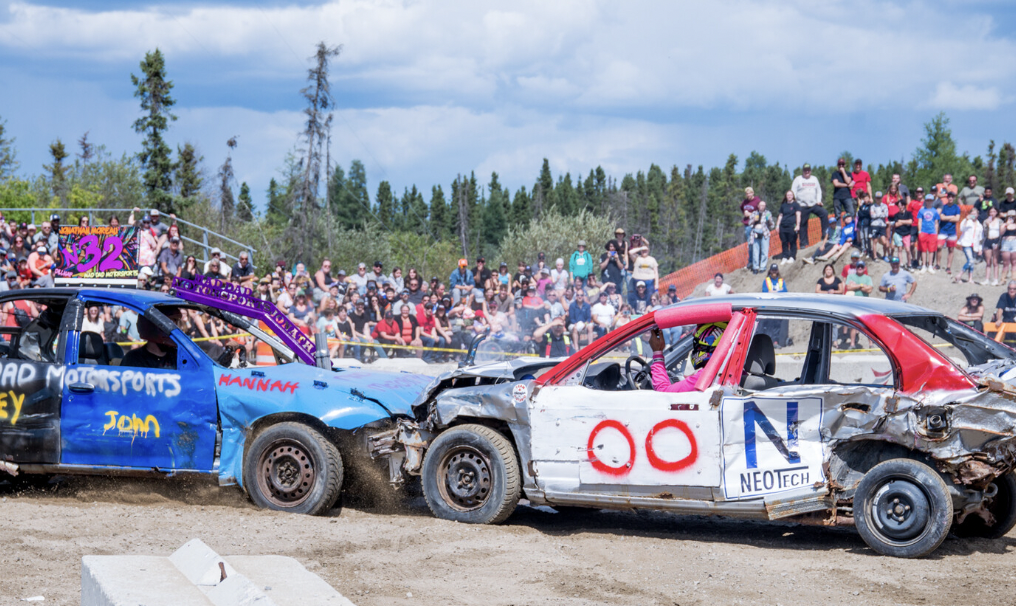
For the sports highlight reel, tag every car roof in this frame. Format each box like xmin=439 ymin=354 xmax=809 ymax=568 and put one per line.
xmin=667 ymin=293 xmax=938 ymax=318
xmin=0 ymin=287 xmax=184 ymax=310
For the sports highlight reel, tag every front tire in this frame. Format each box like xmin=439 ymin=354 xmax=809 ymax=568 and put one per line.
xmin=953 ymin=472 xmax=1016 ymax=539
xmin=854 ymin=459 xmax=952 ymax=558
xmin=243 ymin=422 xmax=343 ymax=515
xmin=422 ymin=424 xmax=520 ymax=524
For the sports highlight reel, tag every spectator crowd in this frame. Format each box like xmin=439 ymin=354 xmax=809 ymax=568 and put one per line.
xmin=123 ymin=218 xmax=678 ymax=363
xmin=733 ymin=161 xmax=1016 ymax=339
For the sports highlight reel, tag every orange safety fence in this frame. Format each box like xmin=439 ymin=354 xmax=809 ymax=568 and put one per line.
xmin=658 ymin=204 xmax=974 ymax=299
xmin=982 ymin=322 xmax=1016 ymax=343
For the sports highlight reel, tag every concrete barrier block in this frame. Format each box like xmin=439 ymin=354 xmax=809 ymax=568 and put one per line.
xmin=169 ymin=538 xmax=237 ymax=586
xmin=82 ymin=555 xmax=213 ymax=606
xmin=83 ymin=539 xmax=355 ymax=606
xmin=227 ymin=555 xmax=356 ymax=606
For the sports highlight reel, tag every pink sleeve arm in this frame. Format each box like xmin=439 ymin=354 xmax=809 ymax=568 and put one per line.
xmin=650 ymin=353 xmax=702 ymax=393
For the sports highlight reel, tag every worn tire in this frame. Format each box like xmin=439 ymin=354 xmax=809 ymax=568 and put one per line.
xmin=953 ymin=472 xmax=1016 ymax=539
xmin=421 ymin=424 xmax=520 ymax=524
xmin=243 ymin=422 xmax=343 ymax=515
xmin=854 ymin=459 xmax=953 ymax=558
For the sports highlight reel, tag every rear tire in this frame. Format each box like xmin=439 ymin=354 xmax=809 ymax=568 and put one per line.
xmin=422 ymin=424 xmax=520 ymax=524
xmin=953 ymin=472 xmax=1016 ymax=539
xmin=243 ymin=422 xmax=343 ymax=515
xmin=854 ymin=459 xmax=952 ymax=558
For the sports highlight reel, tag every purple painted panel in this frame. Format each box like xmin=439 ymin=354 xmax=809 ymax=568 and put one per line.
xmin=171 ymin=274 xmax=317 ymax=365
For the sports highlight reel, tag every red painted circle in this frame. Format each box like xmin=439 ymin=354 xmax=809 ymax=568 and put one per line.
xmin=586 ymin=420 xmax=636 ymax=476
xmin=645 ymin=419 xmax=698 ymax=472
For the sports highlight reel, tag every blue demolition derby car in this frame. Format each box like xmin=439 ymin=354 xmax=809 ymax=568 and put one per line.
xmin=0 ymin=276 xmax=432 ymax=514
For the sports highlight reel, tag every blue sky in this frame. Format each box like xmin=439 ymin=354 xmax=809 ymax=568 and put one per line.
xmin=3 ymin=0 xmax=1016 ymax=212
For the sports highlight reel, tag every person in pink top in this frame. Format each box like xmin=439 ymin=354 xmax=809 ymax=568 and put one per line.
xmin=647 ymin=322 xmax=727 ymax=392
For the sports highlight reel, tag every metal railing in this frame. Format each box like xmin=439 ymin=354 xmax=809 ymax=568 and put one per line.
xmin=0 ymin=207 xmax=256 ymax=267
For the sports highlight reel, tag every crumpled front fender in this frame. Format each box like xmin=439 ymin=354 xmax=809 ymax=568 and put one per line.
xmin=213 ymin=365 xmax=433 ymax=488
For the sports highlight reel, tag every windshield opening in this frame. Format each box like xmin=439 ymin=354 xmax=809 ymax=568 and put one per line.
xmin=155 ymin=303 xmax=297 ymax=367
xmin=891 ymin=314 xmax=1014 ymax=368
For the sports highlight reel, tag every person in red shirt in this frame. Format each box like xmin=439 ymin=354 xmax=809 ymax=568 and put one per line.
xmin=906 ymin=187 xmax=927 ymax=266
xmin=417 ymin=304 xmax=444 ymax=363
xmin=374 ymin=310 xmax=403 ymax=352
xmin=850 ymin=158 xmax=872 ymax=202
xmin=841 ymin=250 xmax=863 ymax=278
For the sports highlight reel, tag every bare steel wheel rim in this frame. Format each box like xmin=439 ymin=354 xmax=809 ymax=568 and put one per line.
xmin=437 ymin=446 xmax=493 ymax=512
xmin=868 ymin=476 xmax=932 ymax=545
xmin=256 ymin=439 xmax=316 ymax=508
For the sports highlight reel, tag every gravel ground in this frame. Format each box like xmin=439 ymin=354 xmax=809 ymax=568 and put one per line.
xmin=1 ymin=475 xmax=1014 ymax=605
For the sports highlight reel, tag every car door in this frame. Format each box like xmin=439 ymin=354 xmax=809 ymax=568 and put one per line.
xmin=59 ymin=299 xmax=218 ymax=471
xmin=720 ymin=314 xmax=896 ymax=503
xmin=529 ymin=324 xmax=724 ymax=500
xmin=0 ymin=293 xmax=69 ymax=464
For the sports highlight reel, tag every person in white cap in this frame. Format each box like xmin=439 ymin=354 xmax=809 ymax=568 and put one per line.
xmin=149 ymin=209 xmax=169 ymax=238
xmin=1002 ymin=187 xmax=1016 ymax=216
xmin=202 ymin=247 xmax=231 ymax=278
xmin=137 ymin=265 xmax=155 ymax=290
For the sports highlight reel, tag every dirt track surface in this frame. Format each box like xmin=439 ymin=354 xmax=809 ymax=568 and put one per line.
xmin=1 ymin=477 xmax=1014 ymax=605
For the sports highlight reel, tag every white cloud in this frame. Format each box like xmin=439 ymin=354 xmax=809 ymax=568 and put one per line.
xmin=4 ymin=0 xmax=1016 ymax=215
xmin=2 ymin=0 xmax=1014 ymax=113
xmin=926 ymin=81 xmax=1004 ymax=111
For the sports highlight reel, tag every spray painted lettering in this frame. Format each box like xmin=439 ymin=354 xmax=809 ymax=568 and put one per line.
xmin=586 ymin=418 xmax=699 ymax=476
xmin=52 ymin=366 xmax=182 ymax=398
xmin=103 ymin=410 xmax=161 ymax=439
xmin=218 ymin=373 xmax=298 ymax=395
xmin=0 ymin=361 xmax=38 ymax=389
xmin=0 ymin=391 xmax=25 ymax=425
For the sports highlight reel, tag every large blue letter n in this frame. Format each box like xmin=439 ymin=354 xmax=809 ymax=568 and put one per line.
xmin=743 ymin=401 xmax=800 ymax=469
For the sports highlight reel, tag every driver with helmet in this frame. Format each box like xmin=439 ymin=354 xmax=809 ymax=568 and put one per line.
xmin=647 ymin=322 xmax=726 ymax=392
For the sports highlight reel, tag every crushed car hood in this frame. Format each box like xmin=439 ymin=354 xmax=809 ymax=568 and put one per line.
xmin=409 ymin=357 xmax=564 ymax=411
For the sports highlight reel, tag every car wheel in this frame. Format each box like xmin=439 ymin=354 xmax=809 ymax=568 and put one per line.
xmin=243 ymin=422 xmax=343 ymax=515
xmin=422 ymin=424 xmax=520 ymax=524
xmin=854 ymin=459 xmax=952 ymax=558
xmin=953 ymin=472 xmax=1016 ymax=539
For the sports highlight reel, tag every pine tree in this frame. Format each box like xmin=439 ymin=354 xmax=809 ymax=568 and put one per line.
xmin=407 ymin=184 xmax=429 ymax=232
xmin=510 ymin=186 xmax=531 ymax=228
xmin=0 ymin=116 xmax=18 ymax=179
xmin=913 ymin=112 xmax=974 ymax=187
xmin=237 ymin=182 xmax=253 ymax=221
xmin=376 ymin=180 xmax=395 ymax=227
xmin=533 ymin=158 xmax=554 ymax=217
xmin=555 ymin=172 xmax=577 ymax=215
xmin=175 ymin=143 xmax=203 ymax=212
xmin=77 ymin=132 xmax=95 ymax=164
xmin=44 ymin=139 xmax=70 ymax=205
xmin=346 ymin=160 xmax=369 ymax=215
xmin=328 ymin=164 xmax=363 ymax=229
xmin=985 ymin=141 xmax=999 ymax=194
xmin=131 ymin=48 xmax=177 ymax=213
xmin=480 ymin=172 xmax=508 ymax=256
xmin=217 ymin=137 xmax=237 ymax=232
xmin=296 ymin=43 xmax=341 ymax=214
xmin=429 ymin=184 xmax=451 ymax=240
xmin=999 ymin=143 xmax=1016 ymax=194
xmin=266 ymin=178 xmax=287 ymax=226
